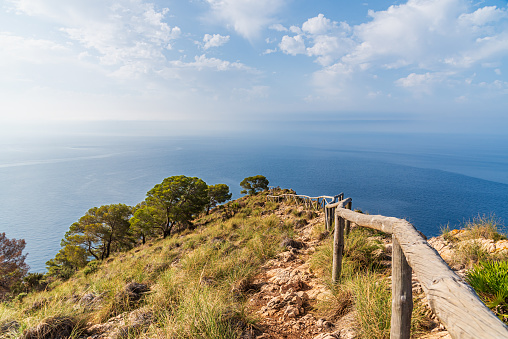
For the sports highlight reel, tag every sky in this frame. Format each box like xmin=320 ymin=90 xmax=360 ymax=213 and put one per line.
xmin=1 ymin=0 xmax=508 ymax=135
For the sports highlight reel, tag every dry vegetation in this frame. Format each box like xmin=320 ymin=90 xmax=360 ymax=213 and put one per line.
xmin=1 ymin=193 xmax=505 ymax=338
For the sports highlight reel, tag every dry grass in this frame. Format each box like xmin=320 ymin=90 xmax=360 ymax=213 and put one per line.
xmin=462 ymin=215 xmax=506 ymax=241
xmin=0 ymin=192 xmax=293 ymax=338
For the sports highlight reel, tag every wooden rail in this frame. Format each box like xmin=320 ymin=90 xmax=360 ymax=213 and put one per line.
xmin=267 ymin=192 xmax=343 ymax=212
xmin=330 ymin=201 xmax=508 ymax=339
xmin=266 ymin=191 xmax=508 ymax=338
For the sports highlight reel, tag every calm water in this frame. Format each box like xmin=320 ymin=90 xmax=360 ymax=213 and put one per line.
xmin=1 ymin=133 xmax=507 ymax=272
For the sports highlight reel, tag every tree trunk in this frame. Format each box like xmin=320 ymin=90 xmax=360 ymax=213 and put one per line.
xmin=105 ymin=234 xmax=113 ymax=258
xmin=163 ymin=222 xmax=173 ymax=238
xmin=88 ymin=243 xmax=99 ymax=261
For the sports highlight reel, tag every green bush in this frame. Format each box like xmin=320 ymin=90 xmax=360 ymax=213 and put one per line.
xmin=83 ymin=260 xmax=100 ymax=276
xmin=466 ymin=260 xmax=508 ymax=322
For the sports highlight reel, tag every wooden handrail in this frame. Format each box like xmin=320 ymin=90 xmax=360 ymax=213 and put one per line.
xmin=334 ymin=205 xmax=508 ymax=339
xmin=267 ymin=192 xmax=344 ymax=211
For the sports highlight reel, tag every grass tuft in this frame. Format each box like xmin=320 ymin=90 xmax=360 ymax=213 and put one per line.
xmin=466 ymin=260 xmax=508 ymax=322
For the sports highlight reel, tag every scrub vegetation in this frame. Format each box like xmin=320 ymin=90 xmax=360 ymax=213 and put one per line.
xmin=1 ymin=177 xmax=506 ymax=338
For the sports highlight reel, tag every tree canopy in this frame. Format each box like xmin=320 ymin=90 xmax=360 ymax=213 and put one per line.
xmin=130 ymin=202 xmax=163 ymax=244
xmin=206 ymin=183 xmax=232 ymax=214
xmin=240 ymin=175 xmax=269 ymax=195
xmin=47 ymin=203 xmax=133 ymax=274
xmin=144 ymin=175 xmax=209 ymax=238
xmin=0 ymin=233 xmax=29 ymax=298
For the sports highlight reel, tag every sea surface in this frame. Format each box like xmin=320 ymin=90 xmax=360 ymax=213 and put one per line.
xmin=1 ymin=132 xmax=507 ymax=272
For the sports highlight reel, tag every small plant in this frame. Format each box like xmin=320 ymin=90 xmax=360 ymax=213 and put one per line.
xmin=346 ymin=272 xmax=391 ymax=339
xmin=466 ymin=260 xmax=508 ymax=322
xmin=265 ymin=201 xmax=279 ymax=211
xmin=440 ymin=224 xmax=457 ymax=243
xmin=342 ymin=228 xmax=386 ymax=277
xmin=264 ymin=215 xmax=279 ymax=228
xmin=463 ymin=215 xmax=506 ymax=241
xmin=83 ymin=260 xmax=100 ymax=276
xmin=453 ymin=240 xmax=491 ymax=268
xmin=14 ymin=292 xmax=28 ymax=302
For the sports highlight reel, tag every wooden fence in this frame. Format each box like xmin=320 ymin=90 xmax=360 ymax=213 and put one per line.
xmin=267 ymin=191 xmax=508 ymax=339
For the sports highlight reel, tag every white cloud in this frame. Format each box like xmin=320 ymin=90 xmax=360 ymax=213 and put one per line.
xmin=394 ymin=72 xmax=450 ymax=95
xmin=204 ymin=0 xmax=287 ymax=40
xmin=302 ymin=14 xmax=335 ymax=35
xmin=269 ymin=23 xmax=288 ymax=32
xmin=289 ymin=25 xmax=302 ymax=34
xmin=171 ymin=55 xmax=251 ymax=72
xmin=263 ymin=48 xmax=277 ymax=55
xmin=459 ymin=6 xmax=507 ymax=26
xmin=344 ymin=0 xmax=508 ymax=70
xmin=306 ymin=35 xmax=353 ymax=66
xmin=8 ymin=0 xmax=181 ymax=78
xmin=396 ymin=72 xmax=436 ymax=88
xmin=275 ymin=0 xmax=508 ymax=100
xmin=277 ymin=14 xmax=354 ymax=66
xmin=0 ymin=32 xmax=69 ymax=64
xmin=203 ymin=33 xmax=230 ymax=49
xmin=279 ymin=35 xmax=306 ymax=55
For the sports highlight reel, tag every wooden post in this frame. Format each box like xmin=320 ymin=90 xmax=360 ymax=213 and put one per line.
xmin=325 ymin=207 xmax=329 ymax=231
xmin=345 ymin=201 xmax=352 ymax=236
xmin=332 ymin=211 xmax=345 ymax=283
xmin=390 ymin=235 xmax=413 ymax=339
xmin=331 ymin=207 xmax=336 ymax=230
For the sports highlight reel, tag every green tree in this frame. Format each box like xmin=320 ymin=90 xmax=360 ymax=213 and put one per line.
xmin=130 ymin=202 xmax=162 ymax=244
xmin=206 ymin=183 xmax=232 ymax=214
xmin=240 ymin=175 xmax=269 ymax=195
xmin=145 ymin=175 xmax=209 ymax=238
xmin=46 ymin=243 xmax=88 ymax=279
xmin=49 ymin=203 xmax=133 ymax=274
xmin=0 ymin=233 xmax=29 ymax=298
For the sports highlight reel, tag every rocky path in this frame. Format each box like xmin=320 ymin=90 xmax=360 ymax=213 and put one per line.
xmin=244 ymin=204 xmax=453 ymax=339
xmin=244 ymin=208 xmax=358 ymax=339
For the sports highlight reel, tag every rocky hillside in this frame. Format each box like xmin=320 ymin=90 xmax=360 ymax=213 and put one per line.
xmin=1 ymin=192 xmax=504 ymax=339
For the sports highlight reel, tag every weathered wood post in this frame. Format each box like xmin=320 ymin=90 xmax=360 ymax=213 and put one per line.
xmin=390 ymin=235 xmax=413 ymax=339
xmin=325 ymin=207 xmax=329 ymax=231
xmin=332 ymin=211 xmax=345 ymax=283
xmin=345 ymin=201 xmax=352 ymax=236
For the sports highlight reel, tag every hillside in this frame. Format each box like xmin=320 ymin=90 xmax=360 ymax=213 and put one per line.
xmin=1 ymin=191 xmax=505 ymax=338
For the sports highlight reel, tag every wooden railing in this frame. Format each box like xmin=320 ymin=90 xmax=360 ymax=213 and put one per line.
xmin=267 ymin=191 xmax=508 ymax=339
xmin=267 ymin=192 xmax=343 ymax=212
xmin=330 ymin=199 xmax=508 ymax=339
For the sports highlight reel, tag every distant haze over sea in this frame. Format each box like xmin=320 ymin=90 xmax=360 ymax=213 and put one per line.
xmin=1 ymin=123 xmax=507 ymax=272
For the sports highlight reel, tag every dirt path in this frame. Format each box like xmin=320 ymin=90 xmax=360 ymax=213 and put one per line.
xmin=244 ymin=207 xmax=358 ymax=339
xmin=244 ymin=203 xmax=452 ymax=339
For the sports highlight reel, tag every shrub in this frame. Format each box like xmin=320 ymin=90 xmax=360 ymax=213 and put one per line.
xmin=463 ymin=215 xmax=506 ymax=241
xmin=310 ymin=227 xmax=386 ymax=281
xmin=440 ymin=224 xmax=457 ymax=243
xmin=453 ymin=240 xmax=491 ymax=268
xmin=83 ymin=261 xmax=100 ymax=276
xmin=346 ymin=272 xmax=391 ymax=339
xmin=466 ymin=260 xmax=508 ymax=322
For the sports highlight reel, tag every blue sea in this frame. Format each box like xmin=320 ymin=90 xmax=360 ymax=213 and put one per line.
xmin=1 ymin=129 xmax=507 ymax=272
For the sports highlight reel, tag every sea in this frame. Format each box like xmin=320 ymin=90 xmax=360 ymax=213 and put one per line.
xmin=1 ymin=129 xmax=507 ymax=272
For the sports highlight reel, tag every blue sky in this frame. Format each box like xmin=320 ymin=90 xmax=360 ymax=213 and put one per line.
xmin=1 ymin=0 xmax=508 ymax=135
